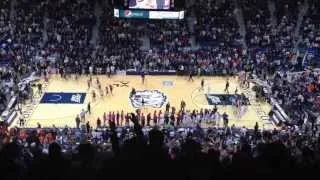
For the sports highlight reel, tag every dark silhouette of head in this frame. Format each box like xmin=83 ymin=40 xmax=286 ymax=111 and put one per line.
xmin=49 ymin=142 xmax=62 ymax=159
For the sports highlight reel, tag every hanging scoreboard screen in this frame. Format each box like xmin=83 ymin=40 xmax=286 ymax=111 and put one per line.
xmin=112 ymin=0 xmax=185 ymax=19
xmin=128 ymin=0 xmax=173 ymax=10
xmin=114 ymin=9 xmax=184 ymax=19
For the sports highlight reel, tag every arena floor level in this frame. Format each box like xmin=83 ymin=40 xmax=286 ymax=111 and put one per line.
xmin=16 ymin=75 xmax=275 ymax=129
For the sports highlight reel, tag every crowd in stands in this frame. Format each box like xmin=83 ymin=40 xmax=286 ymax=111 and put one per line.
xmin=242 ymin=0 xmax=272 ymax=48
xmin=0 ymin=0 xmax=14 ymax=109
xmin=1 ymin=113 xmax=320 ymax=179
xmin=14 ymin=0 xmax=45 ymax=51
xmin=270 ymin=70 xmax=320 ymax=125
xmin=0 ymin=0 xmax=11 ymax=53
xmin=1 ymin=2 xmax=320 ymax=173
xmin=194 ymin=0 xmax=240 ymax=47
xmin=274 ymin=0 xmax=300 ymax=48
xmin=46 ymin=0 xmax=96 ymax=74
xmin=299 ymin=0 xmax=320 ymax=68
xmin=96 ymin=2 xmax=144 ymax=72
xmin=148 ymin=20 xmax=191 ymax=50
xmin=244 ymin=0 xmax=301 ymax=77
xmin=301 ymin=0 xmax=320 ymax=49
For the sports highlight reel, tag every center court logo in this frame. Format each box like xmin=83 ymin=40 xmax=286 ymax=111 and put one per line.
xmin=130 ymin=90 xmax=167 ymax=108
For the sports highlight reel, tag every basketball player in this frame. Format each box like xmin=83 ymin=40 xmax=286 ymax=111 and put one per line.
xmin=188 ymin=71 xmax=194 ymax=82
xmin=158 ymin=110 xmax=163 ymax=125
xmin=105 ymin=86 xmax=109 ymax=96
xmin=141 ymin=97 xmax=145 ymax=107
xmin=99 ymin=88 xmax=104 ymax=97
xmin=200 ymin=79 xmax=204 ymax=91
xmin=37 ymin=83 xmax=43 ymax=95
xmin=106 ymin=66 xmax=111 ymax=78
xmin=75 ymin=115 xmax=80 ymax=129
xmin=103 ymin=112 xmax=107 ymax=126
xmin=19 ymin=117 xmax=25 ymax=127
xmin=147 ymin=113 xmax=151 ymax=126
xmin=112 ymin=112 xmax=116 ymax=123
xmin=92 ymin=90 xmax=96 ymax=101
xmin=223 ymin=112 xmax=229 ymax=127
xmin=153 ymin=110 xmax=158 ymax=125
xmin=224 ymin=79 xmax=230 ymax=94
xmin=96 ymin=77 xmax=100 ymax=86
xmin=87 ymin=102 xmax=91 ymax=114
xmin=236 ymin=97 xmax=242 ymax=119
xmin=125 ymin=113 xmax=130 ymax=126
xmin=44 ymin=68 xmax=49 ymax=82
xmin=80 ymin=109 xmax=86 ymax=122
xmin=88 ymin=76 xmax=92 ymax=89
xmin=109 ymin=84 xmax=113 ymax=95
xmin=96 ymin=78 xmax=101 ymax=91
xmin=139 ymin=113 xmax=144 ymax=127
xmin=120 ymin=110 xmax=124 ymax=126
xmin=130 ymin=88 xmax=136 ymax=97
xmin=197 ymin=67 xmax=201 ymax=77
xmin=59 ymin=66 xmax=64 ymax=79
xmin=141 ymin=71 xmax=145 ymax=84
xmin=87 ymin=79 xmax=91 ymax=90
xmin=180 ymin=100 xmax=186 ymax=112
xmin=116 ymin=111 xmax=120 ymax=126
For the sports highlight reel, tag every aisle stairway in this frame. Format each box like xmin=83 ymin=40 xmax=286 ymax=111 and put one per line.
xmin=234 ymin=1 xmax=247 ymax=49
xmin=43 ymin=10 xmax=48 ymax=45
xmin=10 ymin=0 xmax=16 ymax=22
xmin=241 ymin=85 xmax=273 ymax=128
xmin=140 ymin=35 xmax=150 ymax=51
xmin=90 ymin=0 xmax=103 ymax=45
xmin=17 ymin=80 xmax=51 ymax=127
xmin=268 ymin=0 xmax=277 ymax=27
xmin=187 ymin=16 xmax=197 ymax=48
xmin=294 ymin=1 xmax=309 ymax=49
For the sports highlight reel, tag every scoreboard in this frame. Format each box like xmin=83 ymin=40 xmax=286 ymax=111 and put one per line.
xmin=128 ymin=0 xmax=173 ymax=10
xmin=113 ymin=0 xmax=185 ymax=19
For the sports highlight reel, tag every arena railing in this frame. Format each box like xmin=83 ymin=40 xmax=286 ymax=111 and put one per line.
xmin=251 ymin=74 xmax=291 ymax=125
xmin=0 ymin=72 xmax=39 ymax=125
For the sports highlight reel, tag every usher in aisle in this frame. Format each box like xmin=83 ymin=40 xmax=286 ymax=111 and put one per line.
xmin=23 ymin=75 xmax=274 ymax=129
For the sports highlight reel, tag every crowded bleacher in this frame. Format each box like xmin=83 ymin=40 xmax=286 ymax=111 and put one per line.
xmin=0 ymin=0 xmax=320 ymax=178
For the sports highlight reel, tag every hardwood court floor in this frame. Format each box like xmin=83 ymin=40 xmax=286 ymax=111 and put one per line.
xmin=24 ymin=75 xmax=274 ymax=129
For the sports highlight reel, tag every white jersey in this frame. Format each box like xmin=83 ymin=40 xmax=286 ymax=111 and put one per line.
xmin=207 ymin=86 xmax=211 ymax=94
xmin=205 ymin=113 xmax=211 ymax=123
xmin=158 ymin=114 xmax=164 ymax=125
xmin=196 ymin=114 xmax=201 ymax=123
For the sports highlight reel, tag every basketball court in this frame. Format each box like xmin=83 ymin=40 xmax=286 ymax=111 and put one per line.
xmin=16 ymin=75 xmax=274 ymax=129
